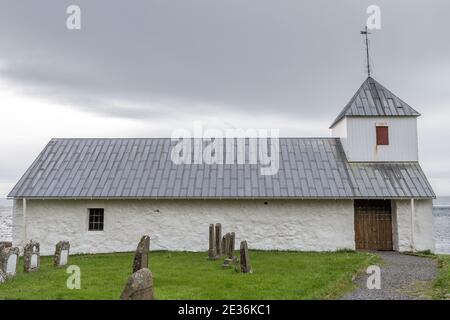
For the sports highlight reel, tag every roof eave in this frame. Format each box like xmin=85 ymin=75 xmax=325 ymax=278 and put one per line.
xmin=7 ymin=195 xmax=436 ymax=200
xmin=330 ymin=114 xmax=421 ymax=129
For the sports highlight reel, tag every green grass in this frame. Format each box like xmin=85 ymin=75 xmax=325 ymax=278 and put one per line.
xmin=434 ymin=255 xmax=450 ymax=300
xmin=0 ymin=250 xmax=375 ymax=300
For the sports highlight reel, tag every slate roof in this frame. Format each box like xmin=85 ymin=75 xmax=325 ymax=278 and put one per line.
xmin=8 ymin=138 xmax=435 ymax=199
xmin=348 ymin=162 xmax=435 ymax=199
xmin=330 ymin=77 xmax=421 ymax=128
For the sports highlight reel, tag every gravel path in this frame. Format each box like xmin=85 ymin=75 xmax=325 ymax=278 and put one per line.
xmin=343 ymin=251 xmax=438 ymax=300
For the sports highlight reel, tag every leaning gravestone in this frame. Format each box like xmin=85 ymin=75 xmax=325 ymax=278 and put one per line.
xmin=24 ymin=241 xmax=40 ymax=273
xmin=240 ymin=240 xmax=252 ymax=273
xmin=0 ymin=246 xmax=19 ymax=277
xmin=133 ymin=235 xmax=150 ymax=273
xmin=208 ymin=224 xmax=216 ymax=260
xmin=54 ymin=241 xmax=70 ymax=267
xmin=215 ymin=223 xmax=222 ymax=257
xmin=120 ymin=268 xmax=154 ymax=300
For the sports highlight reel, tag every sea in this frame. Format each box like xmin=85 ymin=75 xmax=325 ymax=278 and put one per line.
xmin=0 ymin=203 xmax=12 ymax=242
xmin=433 ymin=196 xmax=450 ymax=254
xmin=1 ymin=197 xmax=449 ymax=253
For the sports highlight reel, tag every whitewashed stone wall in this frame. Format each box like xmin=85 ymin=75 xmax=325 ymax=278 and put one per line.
xmin=393 ymin=199 xmax=434 ymax=252
xmin=12 ymin=199 xmax=355 ymax=255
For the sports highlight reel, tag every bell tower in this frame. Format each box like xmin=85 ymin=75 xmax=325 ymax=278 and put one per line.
xmin=330 ymin=77 xmax=420 ymax=162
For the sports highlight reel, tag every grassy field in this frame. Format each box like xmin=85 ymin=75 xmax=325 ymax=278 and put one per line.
xmin=0 ymin=250 xmax=374 ymax=300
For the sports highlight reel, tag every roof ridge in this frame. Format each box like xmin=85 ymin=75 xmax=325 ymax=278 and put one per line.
xmin=50 ymin=137 xmax=341 ymax=140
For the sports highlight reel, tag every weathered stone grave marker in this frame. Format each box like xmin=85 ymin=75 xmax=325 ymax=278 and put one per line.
xmin=54 ymin=241 xmax=70 ymax=267
xmin=24 ymin=241 xmax=40 ymax=273
xmin=221 ymin=235 xmax=226 ymax=256
xmin=0 ymin=269 xmax=6 ymax=284
xmin=222 ymin=232 xmax=237 ymax=268
xmin=215 ymin=223 xmax=222 ymax=257
xmin=229 ymin=232 xmax=236 ymax=258
xmin=0 ymin=246 xmax=19 ymax=277
xmin=223 ymin=232 xmax=230 ymax=255
xmin=0 ymin=242 xmax=12 ymax=252
xmin=133 ymin=235 xmax=150 ymax=273
xmin=208 ymin=224 xmax=216 ymax=259
xmin=240 ymin=240 xmax=252 ymax=273
xmin=120 ymin=268 xmax=154 ymax=300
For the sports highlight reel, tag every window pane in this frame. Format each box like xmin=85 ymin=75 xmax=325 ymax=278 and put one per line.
xmin=88 ymin=208 xmax=104 ymax=231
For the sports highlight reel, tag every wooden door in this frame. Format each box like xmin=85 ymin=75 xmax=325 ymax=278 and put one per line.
xmin=354 ymin=200 xmax=393 ymax=250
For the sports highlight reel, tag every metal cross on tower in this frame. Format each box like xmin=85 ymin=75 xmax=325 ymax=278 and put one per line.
xmin=360 ymin=26 xmax=372 ymax=77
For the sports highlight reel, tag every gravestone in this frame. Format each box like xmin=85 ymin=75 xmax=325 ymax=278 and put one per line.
xmin=240 ymin=241 xmax=252 ymax=273
xmin=222 ymin=257 xmax=238 ymax=269
xmin=24 ymin=241 xmax=40 ymax=273
xmin=54 ymin=241 xmax=70 ymax=267
xmin=133 ymin=235 xmax=150 ymax=273
xmin=0 ymin=269 xmax=6 ymax=284
xmin=222 ymin=233 xmax=237 ymax=268
xmin=215 ymin=223 xmax=222 ymax=257
xmin=223 ymin=233 xmax=231 ymax=256
xmin=228 ymin=232 xmax=236 ymax=258
xmin=120 ymin=268 xmax=154 ymax=300
xmin=0 ymin=246 xmax=19 ymax=277
xmin=208 ymin=224 xmax=216 ymax=259
xmin=0 ymin=242 xmax=12 ymax=252
xmin=221 ymin=235 xmax=226 ymax=256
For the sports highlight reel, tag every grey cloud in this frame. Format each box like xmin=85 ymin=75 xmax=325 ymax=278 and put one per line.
xmin=0 ymin=0 xmax=448 ymax=122
xmin=1 ymin=0 xmax=450 ymax=196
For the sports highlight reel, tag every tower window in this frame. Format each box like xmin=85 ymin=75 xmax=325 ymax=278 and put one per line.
xmin=376 ymin=126 xmax=389 ymax=145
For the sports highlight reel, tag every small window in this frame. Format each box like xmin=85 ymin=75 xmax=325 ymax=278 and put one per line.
xmin=88 ymin=208 xmax=104 ymax=231
xmin=376 ymin=126 xmax=389 ymax=145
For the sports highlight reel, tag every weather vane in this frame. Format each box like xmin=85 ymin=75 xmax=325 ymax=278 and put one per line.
xmin=360 ymin=26 xmax=372 ymax=77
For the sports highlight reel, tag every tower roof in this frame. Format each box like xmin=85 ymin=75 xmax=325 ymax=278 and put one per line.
xmin=330 ymin=77 xmax=421 ymax=128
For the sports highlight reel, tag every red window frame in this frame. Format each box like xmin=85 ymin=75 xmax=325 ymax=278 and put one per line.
xmin=376 ymin=126 xmax=389 ymax=145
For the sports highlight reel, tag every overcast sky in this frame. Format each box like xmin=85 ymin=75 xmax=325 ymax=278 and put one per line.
xmin=0 ymin=0 xmax=449 ymax=200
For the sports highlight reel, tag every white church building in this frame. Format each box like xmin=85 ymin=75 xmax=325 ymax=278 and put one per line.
xmin=8 ymin=77 xmax=435 ymax=255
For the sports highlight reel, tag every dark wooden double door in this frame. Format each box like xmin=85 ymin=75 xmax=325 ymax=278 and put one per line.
xmin=354 ymin=200 xmax=393 ymax=251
